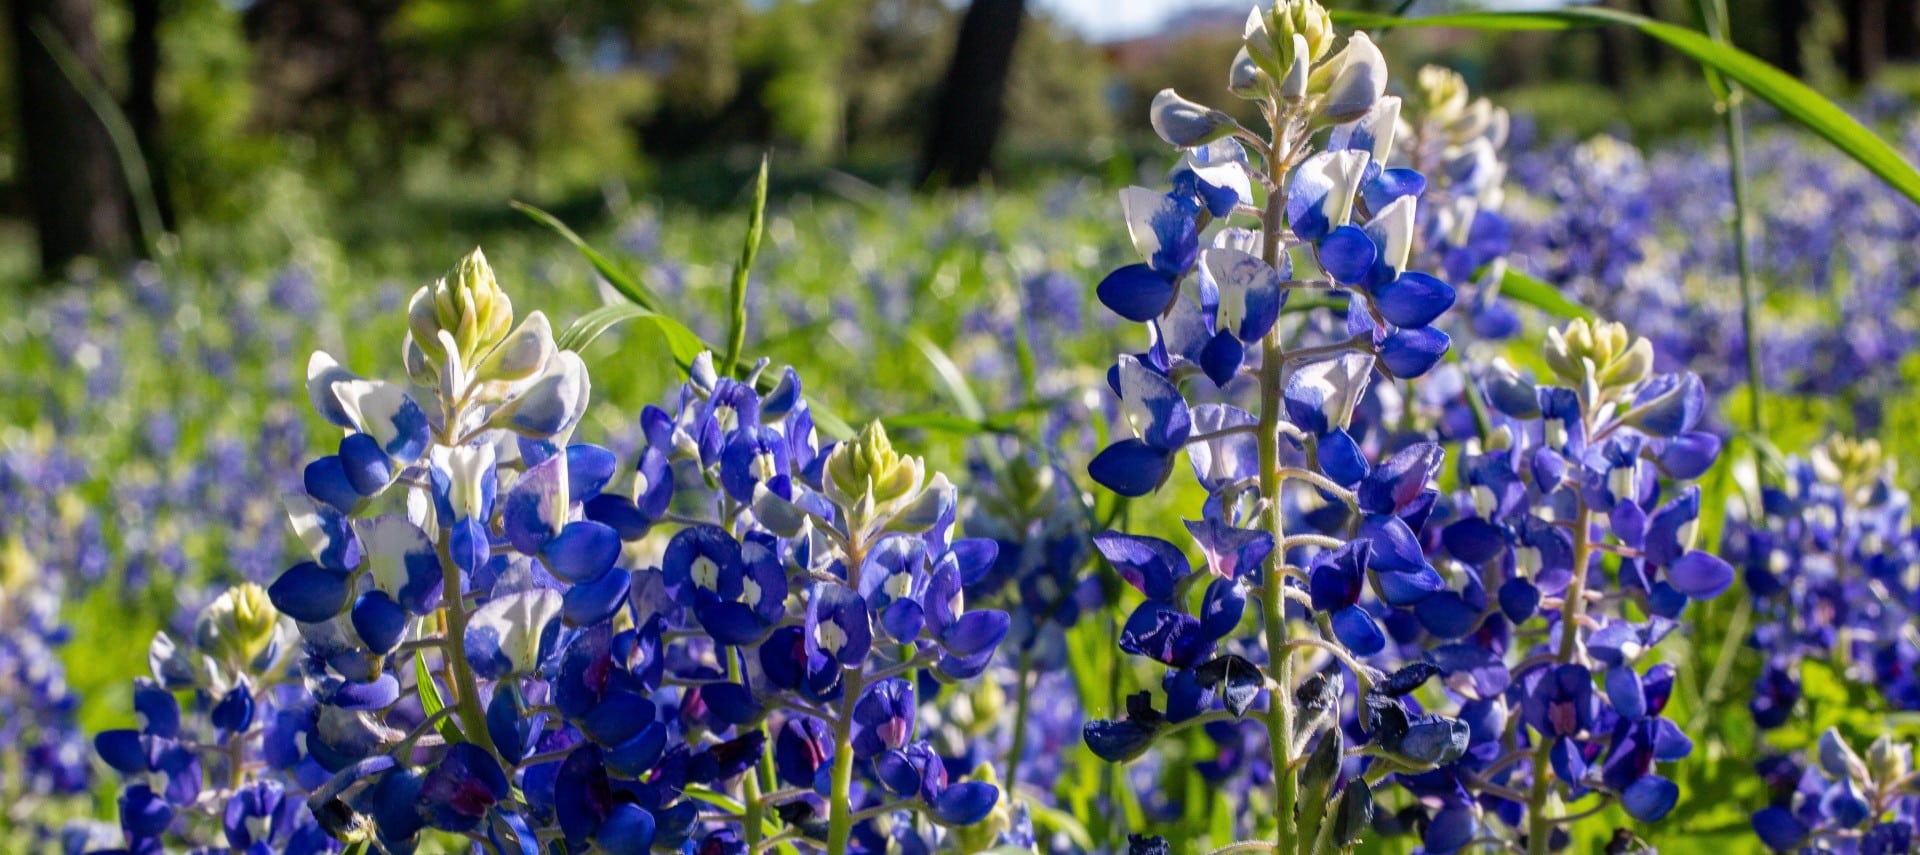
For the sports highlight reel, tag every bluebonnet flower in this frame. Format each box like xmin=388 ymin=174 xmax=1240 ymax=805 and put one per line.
xmin=88 ymin=584 xmax=337 ymax=854
xmin=1078 ymin=3 xmax=1483 ymax=849
xmin=66 ymin=246 xmax=1022 ymax=855
xmin=1751 ymin=729 xmax=1920 ymax=853
xmin=1080 ymin=15 xmax=1732 ymax=844
xmin=1726 ymin=436 xmax=1920 ymax=722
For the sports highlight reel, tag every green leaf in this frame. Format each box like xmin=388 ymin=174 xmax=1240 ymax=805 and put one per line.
xmin=1022 ymin=799 xmax=1096 ymax=850
xmin=1331 ymin=7 xmax=1920 ymax=208
xmin=412 ymin=651 xmax=465 ymax=743
xmin=906 ymin=330 xmax=987 ymax=423
xmin=724 ymin=154 xmax=771 ymax=377
xmin=1498 ymin=267 xmax=1595 ymax=321
xmin=510 ymin=201 xmax=667 ymax=311
xmin=558 ymin=304 xmax=708 ymax=370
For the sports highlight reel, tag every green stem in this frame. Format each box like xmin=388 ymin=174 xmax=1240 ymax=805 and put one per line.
xmin=825 ymin=538 xmax=868 ymax=855
xmin=1529 ymin=499 xmax=1595 ymax=854
xmin=1257 ymin=183 xmax=1299 ymax=849
xmin=1005 ymin=648 xmax=1037 ymax=795
xmin=1693 ymin=0 xmax=1764 ymax=433
xmin=826 ymin=665 xmax=864 ymax=853
xmin=731 ymin=651 xmax=766 ymax=846
xmin=723 ymin=154 xmax=770 ymax=378
xmin=432 ymin=526 xmax=489 ymax=747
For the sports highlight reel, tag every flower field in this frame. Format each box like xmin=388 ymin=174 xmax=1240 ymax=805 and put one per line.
xmin=7 ymin=3 xmax=1920 ymax=853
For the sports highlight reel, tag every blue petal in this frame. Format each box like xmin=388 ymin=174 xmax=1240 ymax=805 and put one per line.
xmin=1330 ymin=606 xmax=1385 ymax=655
xmin=1117 ymin=354 xmax=1192 ymax=450
xmin=502 ymin=455 xmax=566 ymax=554
xmin=930 ymin=782 xmax=1000 ymax=827
xmin=1098 ymin=263 xmax=1179 ymax=322
xmin=562 ymin=567 xmax=630 ymax=627
xmin=350 ymin=591 xmax=409 ymax=655
xmin=543 ymin=521 xmax=622 ymax=584
xmin=1379 ymin=325 xmax=1450 ymax=378
xmin=1199 ymin=331 xmax=1245 ymax=388
xmin=566 ymin=444 xmax=618 ymax=500
xmin=1319 ymin=428 xmax=1370 ymax=487
xmin=1092 ymin=532 xmax=1191 ymax=600
xmin=1088 ymin=439 xmax=1175 ymax=498
xmin=270 ymin=561 xmax=352 ymax=623
xmin=1365 ymin=168 xmax=1427 ymax=212
xmin=338 ymin=433 xmax=394 ymax=496
xmin=1498 ymin=579 xmax=1539 ymax=623
xmin=941 ymin=610 xmax=1010 ymax=657
xmin=1668 ymin=550 xmax=1735 ymax=599
xmin=1318 ymin=225 xmax=1378 ymax=284
xmin=303 ymin=456 xmax=362 ymax=514
xmin=1620 ymin=775 xmax=1678 ymax=822
xmin=1441 ymin=517 xmax=1506 ymax=565
xmin=1376 ymin=565 xmax=1446 ymax=607
xmin=1414 ymin=591 xmax=1482 ymax=638
xmin=1372 ymin=272 xmax=1455 ymax=329
xmin=1752 ymin=806 xmax=1808 ymax=851
xmin=95 ymin=730 xmax=148 ymax=774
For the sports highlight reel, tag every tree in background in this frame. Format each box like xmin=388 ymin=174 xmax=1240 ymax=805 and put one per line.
xmin=918 ymin=0 xmax=1025 ymax=187
xmin=8 ymin=0 xmax=135 ymax=274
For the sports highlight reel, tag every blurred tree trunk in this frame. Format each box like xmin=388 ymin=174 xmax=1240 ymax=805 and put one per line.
xmin=917 ymin=0 xmax=1025 ymax=188
xmin=1888 ymin=0 xmax=1919 ymax=61
xmin=1841 ymin=0 xmax=1887 ymax=82
xmin=9 ymin=0 xmax=135 ymax=274
xmin=1771 ymin=0 xmax=1808 ymax=74
xmin=126 ymin=0 xmax=174 ymax=231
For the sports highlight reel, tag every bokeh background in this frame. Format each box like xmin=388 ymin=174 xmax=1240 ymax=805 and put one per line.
xmin=5 ymin=0 xmax=1920 ymax=849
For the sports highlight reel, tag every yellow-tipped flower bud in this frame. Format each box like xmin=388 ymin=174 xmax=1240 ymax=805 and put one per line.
xmin=1543 ymin=319 xmax=1653 ymax=402
xmin=194 ymin=583 xmax=281 ymax=670
xmin=412 ymin=248 xmax=516 ymax=370
xmin=825 ymin=422 xmax=924 ymax=519
xmin=1271 ymin=0 xmax=1334 ymax=67
xmin=1812 ymin=434 xmax=1888 ymax=500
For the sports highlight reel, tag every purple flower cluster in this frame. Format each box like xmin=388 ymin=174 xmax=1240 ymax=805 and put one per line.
xmin=1506 ymin=121 xmax=1920 ymax=422
xmin=1726 ymin=437 xmax=1920 ymax=727
xmin=89 ymin=584 xmax=336 ymax=854
xmin=1752 ymin=729 xmax=1920 ymax=853
xmin=84 ymin=249 xmax=1013 ymax=854
xmin=1076 ymin=4 xmax=1733 ymax=851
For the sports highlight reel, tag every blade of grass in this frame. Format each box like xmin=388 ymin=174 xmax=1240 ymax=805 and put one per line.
xmin=1331 ymin=6 xmax=1920 ymax=209
xmin=510 ymin=200 xmax=666 ymax=311
xmin=723 ymin=155 xmax=770 ymax=378
xmin=30 ymin=18 xmax=171 ymax=266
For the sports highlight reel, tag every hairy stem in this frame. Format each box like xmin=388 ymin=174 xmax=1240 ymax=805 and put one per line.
xmin=826 ymin=539 xmax=869 ymax=855
xmin=1258 ymin=166 xmax=1299 ymax=849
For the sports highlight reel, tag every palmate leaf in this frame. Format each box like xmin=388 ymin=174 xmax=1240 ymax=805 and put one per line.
xmin=1330 ymin=7 xmax=1920 ymax=208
